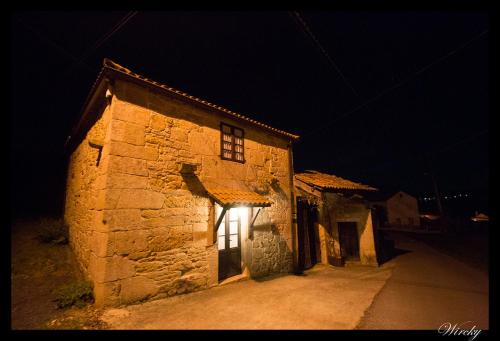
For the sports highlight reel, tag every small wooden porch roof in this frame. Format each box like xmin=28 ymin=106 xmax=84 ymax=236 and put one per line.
xmin=205 ymin=188 xmax=272 ymax=207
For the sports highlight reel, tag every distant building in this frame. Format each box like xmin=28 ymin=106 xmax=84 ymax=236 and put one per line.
xmin=365 ymin=191 xmax=420 ymax=229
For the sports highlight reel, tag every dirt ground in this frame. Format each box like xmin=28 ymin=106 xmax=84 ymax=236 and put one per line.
xmin=11 ymin=218 xmax=108 ymax=330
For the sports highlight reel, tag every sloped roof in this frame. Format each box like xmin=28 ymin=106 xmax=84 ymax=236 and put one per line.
xmin=205 ymin=188 xmax=272 ymax=207
xmin=295 ymin=170 xmax=377 ymax=191
xmin=66 ymin=59 xmax=300 ymax=152
xmin=72 ymin=58 xmax=298 ymax=143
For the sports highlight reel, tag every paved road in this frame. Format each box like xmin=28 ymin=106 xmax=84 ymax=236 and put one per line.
xmin=101 ymin=263 xmax=393 ymax=329
xmin=357 ymin=233 xmax=489 ymax=330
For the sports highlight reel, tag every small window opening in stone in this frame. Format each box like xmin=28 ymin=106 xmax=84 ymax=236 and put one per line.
xmin=220 ymin=123 xmax=244 ymax=163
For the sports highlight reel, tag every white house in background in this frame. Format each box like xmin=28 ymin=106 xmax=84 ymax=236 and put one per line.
xmin=367 ymin=191 xmax=420 ymax=228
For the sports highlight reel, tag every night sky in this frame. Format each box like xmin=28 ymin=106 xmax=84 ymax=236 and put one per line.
xmin=10 ymin=11 xmax=489 ymax=218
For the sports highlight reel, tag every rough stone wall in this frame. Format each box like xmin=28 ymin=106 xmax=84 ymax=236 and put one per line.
xmin=74 ymin=79 xmax=294 ymax=306
xmin=64 ymin=105 xmax=112 ymax=276
xmin=386 ymin=192 xmax=420 ymax=226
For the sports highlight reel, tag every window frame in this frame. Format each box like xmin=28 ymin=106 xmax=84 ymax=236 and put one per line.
xmin=220 ymin=122 xmax=245 ymax=163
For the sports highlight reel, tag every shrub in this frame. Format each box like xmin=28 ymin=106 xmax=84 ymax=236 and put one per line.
xmin=54 ymin=281 xmax=94 ymax=309
xmin=36 ymin=217 xmax=69 ymax=244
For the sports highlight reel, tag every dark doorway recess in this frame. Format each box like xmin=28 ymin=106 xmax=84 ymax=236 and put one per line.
xmin=338 ymin=222 xmax=360 ymax=261
xmin=297 ymin=198 xmax=319 ymax=272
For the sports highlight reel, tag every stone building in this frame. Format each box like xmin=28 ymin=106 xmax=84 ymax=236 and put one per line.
xmin=367 ymin=191 xmax=421 ymax=228
xmin=64 ymin=59 xmax=299 ymax=307
xmin=294 ymin=171 xmax=379 ymax=269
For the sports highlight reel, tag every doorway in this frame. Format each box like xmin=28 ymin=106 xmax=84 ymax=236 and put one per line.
xmin=297 ymin=198 xmax=319 ymax=271
xmin=338 ymin=222 xmax=360 ymax=260
xmin=218 ymin=208 xmax=242 ymax=281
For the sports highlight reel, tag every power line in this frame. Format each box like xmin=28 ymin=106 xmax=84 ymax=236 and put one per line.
xmin=63 ymin=11 xmax=138 ymax=76
xmin=289 ymin=11 xmax=383 ymax=151
xmin=14 ymin=17 xmax=93 ymax=73
xmin=289 ymin=11 xmax=361 ymax=99
xmin=299 ymin=29 xmax=489 ymax=140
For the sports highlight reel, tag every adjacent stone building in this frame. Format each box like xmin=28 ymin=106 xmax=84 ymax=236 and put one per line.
xmin=294 ymin=171 xmax=379 ymax=269
xmin=64 ymin=59 xmax=299 ymax=307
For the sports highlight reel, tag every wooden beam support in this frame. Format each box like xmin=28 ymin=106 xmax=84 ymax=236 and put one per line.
xmin=249 ymin=208 xmax=261 ymax=239
xmin=213 ymin=206 xmax=228 ymax=243
xmin=250 ymin=208 xmax=261 ymax=229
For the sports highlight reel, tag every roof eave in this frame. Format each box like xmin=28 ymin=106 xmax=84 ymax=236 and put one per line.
xmin=104 ymin=63 xmax=300 ymax=141
xmin=64 ymin=69 xmax=109 ymax=154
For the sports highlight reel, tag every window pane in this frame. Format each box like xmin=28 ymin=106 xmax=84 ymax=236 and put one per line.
xmin=222 ymin=125 xmax=231 ymax=133
xmin=223 ymin=151 xmax=232 ymax=158
xmin=223 ymin=142 xmax=232 ymax=150
xmin=218 ymin=236 xmax=225 ymax=250
xmin=229 ymin=208 xmax=239 ymax=220
xmin=229 ymin=221 xmax=238 ymax=234
xmin=234 ymin=129 xmax=243 ymax=137
xmin=234 ymin=137 xmax=242 ymax=145
xmin=223 ymin=134 xmax=232 ymax=142
xmin=235 ymin=153 xmax=243 ymax=161
xmin=217 ymin=223 xmax=225 ymax=236
xmin=235 ymin=145 xmax=243 ymax=153
xmin=229 ymin=234 xmax=238 ymax=248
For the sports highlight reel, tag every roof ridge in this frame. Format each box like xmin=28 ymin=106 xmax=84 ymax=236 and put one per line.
xmin=101 ymin=58 xmax=299 ymax=140
xmin=295 ymin=170 xmax=378 ymax=191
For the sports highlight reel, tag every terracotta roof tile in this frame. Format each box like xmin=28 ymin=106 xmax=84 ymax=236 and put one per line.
xmin=102 ymin=58 xmax=299 ymax=140
xmin=206 ymin=188 xmax=272 ymax=207
xmin=295 ymin=170 xmax=377 ymax=191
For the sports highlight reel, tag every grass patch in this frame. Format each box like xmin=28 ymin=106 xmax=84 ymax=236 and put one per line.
xmin=36 ymin=217 xmax=69 ymax=245
xmin=54 ymin=281 xmax=94 ymax=309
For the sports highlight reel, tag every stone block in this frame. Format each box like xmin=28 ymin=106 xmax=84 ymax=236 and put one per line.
xmin=95 ymin=189 xmax=121 ymax=210
xmin=128 ymin=251 xmax=151 ymax=261
xmin=106 ymin=173 xmax=148 ymax=189
xmin=192 ymin=222 xmax=207 ymax=232
xmin=112 ymin=230 xmax=149 ymax=256
xmin=92 ymin=210 xmax=108 ymax=232
xmin=144 ymin=217 xmax=169 ymax=228
xmin=111 ymin=119 xmax=145 ymax=146
xmin=120 ymin=276 xmax=159 ymax=304
xmin=94 ymin=281 xmax=121 ymax=307
xmin=91 ymin=231 xmax=113 ymax=257
xmin=115 ymin=189 xmax=164 ymax=209
xmin=150 ymin=114 xmax=167 ymax=131
xmin=108 ymin=155 xmax=148 ymax=176
xmin=104 ymin=209 xmax=143 ymax=231
xmin=188 ymin=131 xmax=215 ymax=155
xmin=112 ymin=99 xmax=150 ymax=126
xmin=148 ymin=227 xmax=191 ymax=252
xmin=144 ymin=146 xmax=159 ymax=161
xmin=170 ymin=127 xmax=188 ymax=143
xmin=141 ymin=209 xmax=163 ymax=218
xmin=89 ymin=254 xmax=136 ymax=283
xmin=109 ymin=141 xmax=145 ymax=159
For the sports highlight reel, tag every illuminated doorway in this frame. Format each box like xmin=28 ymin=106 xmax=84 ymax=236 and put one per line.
xmin=217 ymin=207 xmax=243 ymax=281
